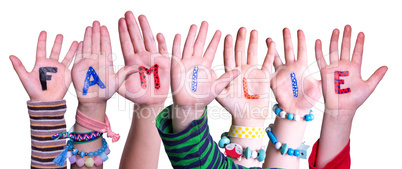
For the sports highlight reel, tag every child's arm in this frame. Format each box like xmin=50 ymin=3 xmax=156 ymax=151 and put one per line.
xmin=10 ymin=31 xmax=78 ymax=169
xmin=215 ymin=27 xmax=276 ymax=167
xmin=117 ymin=11 xmax=170 ymax=168
xmin=71 ymin=21 xmax=136 ymax=169
xmin=255 ymin=29 xmax=322 ymax=168
xmin=313 ymin=25 xmax=387 ymax=168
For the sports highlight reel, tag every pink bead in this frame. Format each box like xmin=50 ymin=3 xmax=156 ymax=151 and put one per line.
xmin=94 ymin=156 xmax=103 ymax=166
xmin=69 ymin=155 xmax=77 ymax=164
xmin=76 ymin=158 xmax=85 ymax=167
xmin=104 ymin=147 xmax=110 ymax=155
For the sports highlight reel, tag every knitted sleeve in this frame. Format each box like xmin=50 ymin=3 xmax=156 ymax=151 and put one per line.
xmin=28 ymin=100 xmax=67 ymax=169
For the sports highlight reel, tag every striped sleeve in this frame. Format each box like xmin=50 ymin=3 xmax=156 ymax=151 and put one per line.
xmin=155 ymin=105 xmax=262 ymax=169
xmin=28 ymin=100 xmax=67 ymax=169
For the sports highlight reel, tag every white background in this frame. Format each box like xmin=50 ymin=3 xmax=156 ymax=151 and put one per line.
xmin=0 ymin=0 xmax=401 ymax=168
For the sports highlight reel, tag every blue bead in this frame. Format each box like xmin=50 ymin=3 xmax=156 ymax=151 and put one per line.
xmin=294 ymin=150 xmax=300 ymax=157
xmin=94 ymin=151 xmax=99 ymax=156
xmin=98 ymin=150 xmax=102 ymax=154
xmin=275 ymin=108 xmax=282 ymax=115
xmin=68 ymin=144 xmax=73 ymax=150
xmin=257 ymin=149 xmax=266 ymax=162
xmin=304 ymin=114 xmax=312 ymax=121
xmin=220 ymin=132 xmax=228 ymax=138
xmin=101 ymin=147 xmax=105 ymax=152
xmin=310 ymin=110 xmax=313 ymax=113
xmin=272 ymin=104 xmax=279 ymax=112
xmin=244 ymin=147 xmax=252 ymax=159
xmin=310 ymin=114 xmax=314 ymax=121
xmin=286 ymin=113 xmax=294 ymax=120
xmin=88 ymin=152 xmax=94 ymax=157
xmin=287 ymin=148 xmax=294 ymax=155
xmin=267 ymin=130 xmax=277 ymax=144
xmin=80 ymin=151 xmax=85 ymax=158
xmin=218 ymin=137 xmax=230 ymax=148
xmin=72 ymin=148 xmax=79 ymax=155
xmin=100 ymin=152 xmax=108 ymax=162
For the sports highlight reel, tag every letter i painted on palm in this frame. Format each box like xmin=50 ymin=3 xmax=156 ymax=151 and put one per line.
xmin=290 ymin=72 xmax=298 ymax=97
xmin=82 ymin=66 xmax=106 ymax=95
xmin=191 ymin=66 xmax=198 ymax=92
xmin=334 ymin=71 xmax=351 ymax=94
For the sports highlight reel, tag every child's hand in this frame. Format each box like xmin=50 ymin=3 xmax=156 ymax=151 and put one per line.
xmin=171 ymin=22 xmax=240 ymax=109
xmin=71 ymin=21 xmax=136 ymax=109
xmin=10 ymin=31 xmax=78 ymax=101
xmin=117 ymin=11 xmax=170 ymax=106
xmin=216 ymin=28 xmax=275 ymax=125
xmin=315 ymin=25 xmax=387 ymax=116
xmin=270 ymin=29 xmax=322 ymax=115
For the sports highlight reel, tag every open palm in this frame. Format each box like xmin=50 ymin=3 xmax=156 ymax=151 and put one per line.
xmin=315 ymin=25 xmax=387 ymax=114
xmin=117 ymin=11 xmax=170 ymax=106
xmin=10 ymin=31 xmax=78 ymax=101
xmin=270 ymin=29 xmax=322 ymax=115
xmin=216 ymin=28 xmax=275 ymax=120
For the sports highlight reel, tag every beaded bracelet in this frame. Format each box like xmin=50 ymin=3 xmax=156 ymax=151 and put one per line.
xmin=52 ymin=131 xmax=103 ymax=143
xmin=272 ymin=103 xmax=314 ymax=122
xmin=67 ymin=138 xmax=110 ymax=167
xmin=265 ymin=124 xmax=309 ymax=159
xmin=218 ymin=132 xmax=266 ymax=162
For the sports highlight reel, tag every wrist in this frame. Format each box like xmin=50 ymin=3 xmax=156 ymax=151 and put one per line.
xmin=324 ymin=108 xmax=355 ymax=123
xmin=77 ymin=102 xmax=106 ymax=122
xmin=171 ymin=103 xmax=206 ymax=133
xmin=132 ymin=103 xmax=165 ymax=120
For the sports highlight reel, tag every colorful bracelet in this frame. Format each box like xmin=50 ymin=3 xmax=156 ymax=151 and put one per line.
xmin=272 ymin=104 xmax=314 ymax=122
xmin=218 ymin=132 xmax=266 ymax=162
xmin=52 ymin=130 xmax=103 ymax=143
xmin=265 ymin=124 xmax=309 ymax=159
xmin=228 ymin=125 xmax=265 ymax=139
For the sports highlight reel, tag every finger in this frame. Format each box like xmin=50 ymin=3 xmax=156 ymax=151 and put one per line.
xmin=329 ymin=29 xmax=340 ymax=64
xmin=101 ymin=26 xmax=113 ymax=63
xmin=36 ymin=31 xmax=47 ymax=59
xmin=193 ymin=21 xmax=208 ymax=57
xmin=74 ymin=41 xmax=83 ymax=64
xmin=247 ymin=30 xmax=258 ymax=65
xmin=156 ymin=33 xmax=169 ymax=58
xmin=204 ymin=30 xmax=221 ymax=65
xmin=214 ymin=69 xmax=241 ymax=95
xmin=172 ymin=34 xmax=182 ymax=68
xmin=235 ymin=27 xmax=247 ymax=66
xmin=283 ymin=28 xmax=295 ymax=63
xmin=297 ymin=30 xmax=308 ymax=65
xmin=340 ymin=25 xmax=352 ymax=61
xmin=118 ymin=18 xmax=135 ymax=63
xmin=367 ymin=66 xmax=388 ymax=92
xmin=9 ymin=55 xmax=29 ymax=81
xmin=138 ymin=15 xmax=157 ymax=53
xmin=262 ymin=41 xmax=276 ymax=72
xmin=115 ymin=66 xmax=139 ymax=91
xmin=61 ymin=41 xmax=78 ymax=68
xmin=83 ymin=26 xmax=92 ymax=58
xmin=92 ymin=21 xmax=101 ymax=55
xmin=315 ymin=39 xmax=327 ymax=70
xmin=352 ymin=32 xmax=365 ymax=66
xmin=224 ymin=34 xmax=235 ymax=72
xmin=125 ymin=11 xmax=145 ymax=52
xmin=267 ymin=38 xmax=283 ymax=70
xmin=182 ymin=24 xmax=197 ymax=59
xmin=49 ymin=34 xmax=63 ymax=61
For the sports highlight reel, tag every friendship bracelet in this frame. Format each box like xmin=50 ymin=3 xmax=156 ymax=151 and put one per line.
xmin=272 ymin=104 xmax=314 ymax=122
xmin=76 ymin=109 xmax=120 ymax=143
xmin=52 ymin=130 xmax=103 ymax=143
xmin=219 ymin=132 xmax=266 ymax=162
xmin=265 ymin=124 xmax=309 ymax=159
xmin=67 ymin=138 xmax=110 ymax=167
xmin=228 ymin=125 xmax=265 ymax=139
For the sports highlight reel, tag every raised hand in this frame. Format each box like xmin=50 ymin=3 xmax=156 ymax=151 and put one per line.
xmin=216 ymin=28 xmax=275 ymax=124
xmin=117 ymin=11 xmax=170 ymax=106
xmin=270 ymin=28 xmax=322 ymax=115
xmin=71 ymin=21 xmax=136 ymax=107
xmin=315 ymin=25 xmax=388 ymax=116
xmin=10 ymin=31 xmax=78 ymax=101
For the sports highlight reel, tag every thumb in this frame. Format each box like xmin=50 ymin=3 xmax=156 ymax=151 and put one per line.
xmin=367 ymin=66 xmax=388 ymax=92
xmin=114 ymin=66 xmax=138 ymax=90
xmin=213 ymin=69 xmax=241 ymax=96
xmin=10 ymin=55 xmax=28 ymax=82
